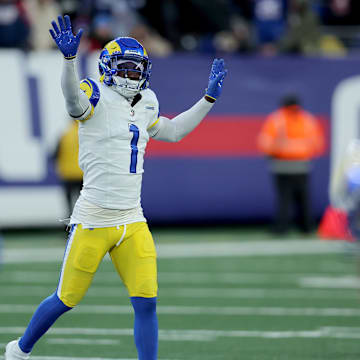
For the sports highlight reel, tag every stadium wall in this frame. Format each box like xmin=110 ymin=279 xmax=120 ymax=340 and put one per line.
xmin=0 ymin=50 xmax=360 ymax=227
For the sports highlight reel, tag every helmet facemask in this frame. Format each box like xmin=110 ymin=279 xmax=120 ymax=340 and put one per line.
xmin=112 ymin=57 xmax=147 ymax=97
xmin=99 ymin=53 xmax=151 ymax=98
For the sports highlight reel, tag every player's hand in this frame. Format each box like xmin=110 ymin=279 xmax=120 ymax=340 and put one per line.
xmin=205 ymin=58 xmax=227 ymax=102
xmin=49 ymin=15 xmax=83 ymax=59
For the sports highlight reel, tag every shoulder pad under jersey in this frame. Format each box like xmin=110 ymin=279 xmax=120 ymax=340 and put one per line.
xmin=80 ymin=78 xmax=100 ymax=108
xmin=142 ymin=87 xmax=157 ymax=102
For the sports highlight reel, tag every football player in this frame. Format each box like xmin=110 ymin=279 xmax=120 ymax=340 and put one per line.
xmin=330 ymin=139 xmax=360 ymax=240
xmin=5 ymin=15 xmax=227 ymax=360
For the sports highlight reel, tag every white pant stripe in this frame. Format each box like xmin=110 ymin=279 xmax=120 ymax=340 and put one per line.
xmin=57 ymin=225 xmax=77 ymax=299
xmin=116 ymin=224 xmax=127 ymax=247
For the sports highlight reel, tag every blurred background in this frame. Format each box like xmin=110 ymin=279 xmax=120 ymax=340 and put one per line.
xmin=1 ymin=0 xmax=360 ymax=230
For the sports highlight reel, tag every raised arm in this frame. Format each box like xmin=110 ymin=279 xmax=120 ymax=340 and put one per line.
xmin=49 ymin=15 xmax=91 ymax=119
xmin=148 ymin=58 xmax=227 ymax=142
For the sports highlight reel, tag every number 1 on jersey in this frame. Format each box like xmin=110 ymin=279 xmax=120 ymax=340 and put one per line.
xmin=129 ymin=124 xmax=139 ymax=173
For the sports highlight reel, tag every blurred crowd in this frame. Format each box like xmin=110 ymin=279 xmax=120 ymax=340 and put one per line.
xmin=1 ymin=0 xmax=360 ymax=57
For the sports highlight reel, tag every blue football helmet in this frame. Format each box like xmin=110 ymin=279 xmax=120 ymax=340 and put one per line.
xmin=98 ymin=37 xmax=151 ymax=97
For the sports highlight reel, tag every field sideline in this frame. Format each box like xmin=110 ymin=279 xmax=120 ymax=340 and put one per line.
xmin=0 ymin=228 xmax=359 ymax=360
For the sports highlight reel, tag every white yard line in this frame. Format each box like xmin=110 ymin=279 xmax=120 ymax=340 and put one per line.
xmin=3 ymin=240 xmax=342 ymax=263
xmin=0 ymin=304 xmax=359 ymax=317
xmin=155 ymin=240 xmax=341 ymax=258
xmin=47 ymin=334 xmax=212 ymax=342
xmin=0 ymin=285 xmax=355 ymax=299
xmin=28 ymin=358 xmax=139 ymax=360
xmin=46 ymin=338 xmax=121 ymax=345
xmin=20 ymin=358 xmax=139 ymax=360
xmin=299 ymin=276 xmax=360 ymax=288
xmin=1 ymin=270 xmax=346 ymax=285
xmin=0 ymin=356 xmax=175 ymax=360
xmin=0 ymin=326 xmax=359 ymax=341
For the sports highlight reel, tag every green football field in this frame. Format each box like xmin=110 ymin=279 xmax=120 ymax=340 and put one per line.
xmin=0 ymin=227 xmax=359 ymax=360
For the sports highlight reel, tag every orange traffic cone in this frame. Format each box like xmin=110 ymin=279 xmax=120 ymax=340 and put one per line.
xmin=318 ymin=205 xmax=354 ymax=241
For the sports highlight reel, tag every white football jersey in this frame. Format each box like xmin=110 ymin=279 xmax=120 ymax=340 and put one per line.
xmin=76 ymin=78 xmax=159 ymax=210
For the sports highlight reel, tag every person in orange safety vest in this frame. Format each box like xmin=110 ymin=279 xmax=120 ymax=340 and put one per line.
xmin=257 ymin=94 xmax=325 ymax=234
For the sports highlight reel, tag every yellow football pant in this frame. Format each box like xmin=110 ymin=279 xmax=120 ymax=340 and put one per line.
xmin=56 ymin=222 xmax=157 ymax=308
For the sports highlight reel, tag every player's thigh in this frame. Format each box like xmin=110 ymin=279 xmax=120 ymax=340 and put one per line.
xmin=57 ymin=225 xmax=108 ymax=307
xmin=110 ymin=222 xmax=157 ymax=298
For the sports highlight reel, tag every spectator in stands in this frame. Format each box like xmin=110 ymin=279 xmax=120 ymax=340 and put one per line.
xmin=85 ymin=13 xmax=113 ymax=51
xmin=213 ymin=4 xmax=254 ymax=53
xmin=93 ymin=0 xmax=141 ymax=45
xmin=9 ymin=0 xmax=356 ymax=56
xmin=278 ymin=0 xmax=322 ymax=55
xmin=0 ymin=0 xmax=30 ymax=49
xmin=81 ymin=0 xmax=173 ymax=56
xmin=53 ymin=121 xmax=83 ymax=219
xmin=56 ymin=0 xmax=78 ymax=20
xmin=138 ymin=0 xmax=235 ymax=53
xmin=257 ymin=94 xmax=325 ymax=235
xmin=130 ymin=23 xmax=173 ymax=57
xmin=26 ymin=0 xmax=60 ymax=50
xmin=320 ymin=0 xmax=360 ymax=26
xmin=252 ymin=0 xmax=288 ymax=56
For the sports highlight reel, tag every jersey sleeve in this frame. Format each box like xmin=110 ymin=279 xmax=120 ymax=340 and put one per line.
xmin=79 ymin=78 xmax=101 ymax=121
xmin=147 ymin=97 xmax=214 ymax=142
xmin=147 ymin=107 xmax=160 ymax=132
xmin=142 ymin=88 xmax=159 ymax=134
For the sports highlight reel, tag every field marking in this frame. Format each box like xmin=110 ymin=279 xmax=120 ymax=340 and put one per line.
xmin=0 ymin=285 xmax=356 ymax=299
xmin=299 ymin=276 xmax=360 ymax=289
xmin=47 ymin=334 xmax=211 ymax=342
xmin=0 ymin=326 xmax=360 ymax=341
xmin=1 ymin=270 xmax=347 ymax=285
xmin=25 ymin=358 xmax=140 ymax=360
xmin=46 ymin=338 xmax=121 ymax=345
xmin=0 ymin=357 xmax=176 ymax=360
xmin=0 ymin=304 xmax=360 ymax=317
xmin=3 ymin=240 xmax=341 ymax=263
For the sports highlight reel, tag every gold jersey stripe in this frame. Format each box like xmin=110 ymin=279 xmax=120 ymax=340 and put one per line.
xmin=147 ymin=117 xmax=160 ymax=130
xmin=80 ymin=105 xmax=94 ymax=122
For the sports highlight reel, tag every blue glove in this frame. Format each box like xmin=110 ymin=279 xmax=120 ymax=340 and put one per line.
xmin=49 ymin=15 xmax=83 ymax=59
xmin=205 ymin=58 xmax=227 ymax=101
